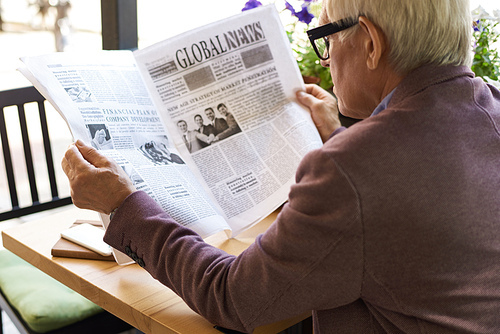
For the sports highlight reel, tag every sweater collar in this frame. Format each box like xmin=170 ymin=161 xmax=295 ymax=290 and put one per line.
xmin=390 ymin=64 xmax=474 ymax=107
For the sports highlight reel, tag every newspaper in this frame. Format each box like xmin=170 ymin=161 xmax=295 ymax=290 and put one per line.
xmin=19 ymin=5 xmax=323 ymax=264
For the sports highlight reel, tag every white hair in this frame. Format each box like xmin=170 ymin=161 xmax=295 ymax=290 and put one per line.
xmin=324 ymin=0 xmax=473 ymax=74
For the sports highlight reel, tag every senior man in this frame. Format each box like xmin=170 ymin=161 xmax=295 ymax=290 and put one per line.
xmin=62 ymin=0 xmax=500 ymax=332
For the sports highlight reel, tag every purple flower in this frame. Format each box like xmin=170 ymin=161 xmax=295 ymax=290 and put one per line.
xmin=284 ymin=1 xmax=296 ymax=14
xmin=473 ymin=20 xmax=481 ymax=32
xmin=283 ymin=1 xmax=315 ymax=24
xmin=242 ymin=0 xmax=263 ymax=11
xmin=294 ymin=6 xmax=314 ymax=24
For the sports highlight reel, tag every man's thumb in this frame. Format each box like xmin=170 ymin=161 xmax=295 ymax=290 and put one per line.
xmin=296 ymin=90 xmax=317 ymax=108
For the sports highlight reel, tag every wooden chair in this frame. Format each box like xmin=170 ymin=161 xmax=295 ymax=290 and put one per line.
xmin=0 ymin=86 xmax=133 ymax=334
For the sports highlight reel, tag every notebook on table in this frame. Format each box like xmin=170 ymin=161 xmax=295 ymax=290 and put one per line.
xmin=51 ymin=220 xmax=115 ymax=261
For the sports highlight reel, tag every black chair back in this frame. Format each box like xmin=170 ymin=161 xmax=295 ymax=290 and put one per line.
xmin=0 ymin=86 xmax=72 ymax=221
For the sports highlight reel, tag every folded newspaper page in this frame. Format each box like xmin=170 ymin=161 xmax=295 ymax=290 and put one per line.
xmin=19 ymin=5 xmax=323 ymax=264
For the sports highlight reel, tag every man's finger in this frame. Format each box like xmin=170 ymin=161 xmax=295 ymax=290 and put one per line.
xmin=63 ymin=143 xmax=93 ymax=170
xmin=297 ymin=90 xmax=324 ymax=112
xmin=75 ymin=139 xmax=110 ymax=168
xmin=305 ymin=84 xmax=334 ymax=101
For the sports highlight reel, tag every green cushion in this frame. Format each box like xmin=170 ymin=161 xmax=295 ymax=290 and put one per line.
xmin=0 ymin=249 xmax=103 ymax=333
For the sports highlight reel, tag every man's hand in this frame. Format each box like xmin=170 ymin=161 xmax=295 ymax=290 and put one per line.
xmin=61 ymin=140 xmax=136 ymax=214
xmin=296 ymin=84 xmax=341 ymax=142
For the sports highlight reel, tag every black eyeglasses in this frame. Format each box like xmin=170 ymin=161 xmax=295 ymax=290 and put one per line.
xmin=307 ymin=18 xmax=359 ymax=60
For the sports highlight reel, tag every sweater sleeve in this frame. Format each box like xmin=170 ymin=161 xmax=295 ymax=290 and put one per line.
xmin=103 ymin=146 xmax=363 ymax=333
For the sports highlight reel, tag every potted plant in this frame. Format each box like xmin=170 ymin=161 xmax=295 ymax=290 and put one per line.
xmin=471 ymin=7 xmax=500 ymax=87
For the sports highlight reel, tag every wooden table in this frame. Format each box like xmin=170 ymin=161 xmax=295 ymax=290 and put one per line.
xmin=2 ymin=205 xmax=307 ymax=333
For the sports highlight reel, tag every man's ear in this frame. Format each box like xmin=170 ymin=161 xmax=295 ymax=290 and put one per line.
xmin=358 ymin=16 xmax=387 ymax=70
